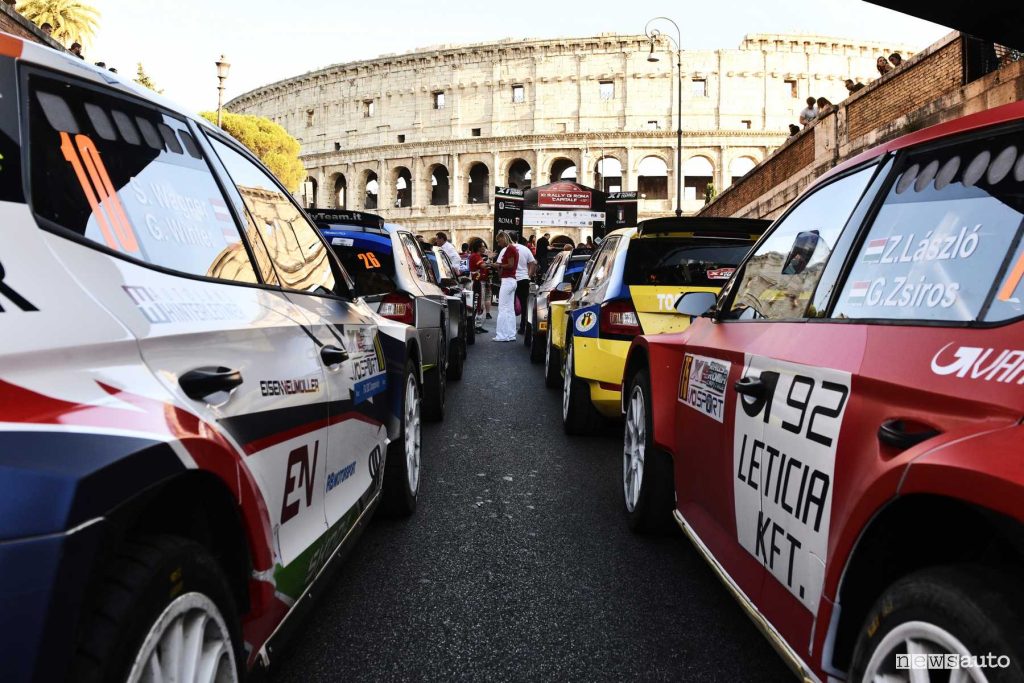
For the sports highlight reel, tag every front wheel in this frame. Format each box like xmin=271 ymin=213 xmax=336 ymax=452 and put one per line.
xmin=422 ymin=351 xmax=446 ymax=422
xmin=382 ymin=359 xmax=421 ymax=516
xmin=448 ymin=340 xmax=464 ymax=381
xmin=623 ymin=369 xmax=675 ymax=533
xmin=544 ymin=329 xmax=561 ymax=388
xmin=851 ymin=565 xmax=1024 ymax=683
xmin=72 ymin=535 xmax=241 ymax=683
xmin=529 ymin=326 xmax=545 ymax=364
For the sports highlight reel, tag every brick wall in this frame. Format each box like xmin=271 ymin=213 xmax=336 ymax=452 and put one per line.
xmin=0 ymin=3 xmax=64 ymax=50
xmin=846 ymin=38 xmax=962 ymax=140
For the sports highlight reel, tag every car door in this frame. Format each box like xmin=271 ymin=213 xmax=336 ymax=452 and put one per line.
xmin=22 ymin=71 xmax=330 ymax=580
xmin=204 ymin=135 xmax=388 ymax=547
xmin=674 ymin=162 xmax=884 ymax=620
xmin=432 ymin=248 xmax=465 ymax=347
xmin=397 ymin=232 xmax=447 ymax=371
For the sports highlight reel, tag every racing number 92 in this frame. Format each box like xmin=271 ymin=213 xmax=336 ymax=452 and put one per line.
xmin=740 ymin=370 xmax=849 ymax=446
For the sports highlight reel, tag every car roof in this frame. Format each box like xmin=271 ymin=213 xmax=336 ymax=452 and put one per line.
xmin=636 ymin=216 xmax=771 ymax=238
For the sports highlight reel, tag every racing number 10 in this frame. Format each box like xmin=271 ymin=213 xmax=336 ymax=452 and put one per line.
xmin=60 ymin=131 xmax=138 ymax=254
xmin=742 ymin=370 xmax=849 ymax=446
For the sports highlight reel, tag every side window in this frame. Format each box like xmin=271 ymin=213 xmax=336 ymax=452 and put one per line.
xmin=437 ymin=251 xmax=456 ymax=280
xmin=27 ymin=75 xmax=257 ymax=282
xmin=583 ymin=237 xmax=620 ymax=289
xmin=542 ymin=253 xmax=566 ymax=287
xmin=399 ymin=233 xmax=428 ymax=282
xmin=208 ymin=137 xmax=335 ymax=294
xmin=834 ymin=134 xmax=1024 ymax=323
xmin=726 ymin=166 xmax=875 ymax=320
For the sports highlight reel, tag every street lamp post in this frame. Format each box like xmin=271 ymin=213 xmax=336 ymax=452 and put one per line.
xmin=644 ymin=17 xmax=683 ymax=217
xmin=215 ymin=55 xmax=231 ymax=127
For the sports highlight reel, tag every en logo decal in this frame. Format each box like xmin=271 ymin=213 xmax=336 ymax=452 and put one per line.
xmin=575 ymin=310 xmax=597 ymax=333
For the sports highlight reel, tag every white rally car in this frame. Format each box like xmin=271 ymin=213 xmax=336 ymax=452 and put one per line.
xmin=0 ymin=32 xmax=425 ymax=682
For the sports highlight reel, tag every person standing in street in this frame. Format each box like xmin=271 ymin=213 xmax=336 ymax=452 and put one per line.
xmin=536 ymin=232 xmax=550 ymax=275
xmin=514 ymin=234 xmax=537 ymax=334
xmin=434 ymin=232 xmax=462 ymax=271
xmin=492 ymin=231 xmax=519 ymax=342
xmin=468 ymin=238 xmax=488 ymax=333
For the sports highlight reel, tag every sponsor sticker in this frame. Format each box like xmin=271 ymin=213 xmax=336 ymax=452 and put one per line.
xmin=332 ymin=237 xmax=354 ymax=247
xmin=575 ymin=308 xmax=598 ymax=335
xmin=706 ymin=267 xmax=735 ymax=281
xmin=678 ymin=354 xmax=731 ymax=423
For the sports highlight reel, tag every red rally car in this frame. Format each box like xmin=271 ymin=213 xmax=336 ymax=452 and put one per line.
xmin=621 ymin=99 xmax=1024 ymax=681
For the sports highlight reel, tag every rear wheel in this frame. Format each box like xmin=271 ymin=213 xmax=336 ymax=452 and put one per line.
xmin=530 ymin=326 xmax=545 ymax=364
xmin=623 ymin=369 xmax=674 ymax=533
xmin=851 ymin=565 xmax=1024 ymax=683
xmin=562 ymin=339 xmax=601 ymax=435
xmin=72 ymin=535 xmax=241 ymax=683
xmin=382 ymin=359 xmax=421 ymax=516
xmin=544 ymin=329 xmax=561 ymax=388
xmin=466 ymin=313 xmax=476 ymax=346
xmin=524 ymin=321 xmax=532 ymax=347
xmin=422 ymin=348 xmax=446 ymax=422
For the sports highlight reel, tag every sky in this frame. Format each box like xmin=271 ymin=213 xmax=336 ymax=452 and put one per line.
xmin=84 ymin=0 xmax=951 ymax=114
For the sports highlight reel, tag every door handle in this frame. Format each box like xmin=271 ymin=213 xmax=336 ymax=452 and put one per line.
xmin=733 ymin=376 xmax=765 ymax=398
xmin=877 ymin=419 xmax=940 ymax=450
xmin=321 ymin=345 xmax=350 ymax=366
xmin=179 ymin=367 xmax=243 ymax=400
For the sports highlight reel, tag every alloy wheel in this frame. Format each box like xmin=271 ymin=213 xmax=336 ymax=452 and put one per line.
xmin=862 ymin=621 xmax=991 ymax=683
xmin=562 ymin=344 xmax=573 ymax=421
xmin=623 ymin=384 xmax=646 ymax=512
xmin=404 ymin=373 xmax=421 ymax=494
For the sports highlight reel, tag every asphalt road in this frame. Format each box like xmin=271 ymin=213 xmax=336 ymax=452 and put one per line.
xmin=269 ymin=330 xmax=793 ymax=682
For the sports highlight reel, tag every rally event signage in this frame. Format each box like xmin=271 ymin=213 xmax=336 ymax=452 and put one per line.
xmin=493 ymin=186 xmax=524 ymax=240
xmin=605 ymin=192 xmax=639 ymax=230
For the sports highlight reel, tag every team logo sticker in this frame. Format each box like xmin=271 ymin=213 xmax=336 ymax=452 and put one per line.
xmin=574 ymin=307 xmax=599 ymax=336
xmin=678 ymin=354 xmax=731 ymax=423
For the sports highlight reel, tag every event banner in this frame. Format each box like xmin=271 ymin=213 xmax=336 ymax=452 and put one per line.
xmin=605 ymin=191 xmax=639 ymax=230
xmin=536 ymin=183 xmax=592 ymax=209
xmin=523 ymin=210 xmax=605 ymax=228
xmin=493 ymin=186 xmax=524 ymax=237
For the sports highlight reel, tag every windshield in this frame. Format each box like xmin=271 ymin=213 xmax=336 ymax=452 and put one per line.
xmin=323 ymin=232 xmax=398 ymax=296
xmin=624 ymin=239 xmax=752 ymax=287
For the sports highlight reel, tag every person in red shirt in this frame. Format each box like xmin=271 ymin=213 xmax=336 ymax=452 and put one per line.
xmin=492 ymin=231 xmax=519 ymax=341
xmin=468 ymin=238 xmax=489 ymax=332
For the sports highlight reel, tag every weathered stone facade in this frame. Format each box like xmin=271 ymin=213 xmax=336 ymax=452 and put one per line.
xmin=228 ymin=33 xmax=911 ymax=245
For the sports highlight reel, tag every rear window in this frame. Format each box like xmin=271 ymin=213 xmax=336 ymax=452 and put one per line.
xmin=324 ymin=233 xmax=398 ymax=296
xmin=834 ymin=132 xmax=1024 ymax=323
xmin=26 ymin=75 xmax=255 ymax=283
xmin=624 ymin=238 xmax=751 ymax=287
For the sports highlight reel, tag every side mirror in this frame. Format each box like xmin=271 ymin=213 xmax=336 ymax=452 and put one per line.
xmin=675 ymin=291 xmax=718 ymax=318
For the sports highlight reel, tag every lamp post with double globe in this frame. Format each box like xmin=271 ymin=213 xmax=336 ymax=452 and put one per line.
xmin=644 ymin=17 xmax=683 ymax=217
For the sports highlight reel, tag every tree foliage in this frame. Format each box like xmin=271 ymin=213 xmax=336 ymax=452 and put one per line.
xmin=16 ymin=0 xmax=100 ymax=48
xmin=134 ymin=63 xmax=162 ymax=94
xmin=200 ymin=111 xmax=306 ymax=193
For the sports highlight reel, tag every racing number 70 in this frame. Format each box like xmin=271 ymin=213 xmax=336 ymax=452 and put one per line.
xmin=60 ymin=131 xmax=138 ymax=254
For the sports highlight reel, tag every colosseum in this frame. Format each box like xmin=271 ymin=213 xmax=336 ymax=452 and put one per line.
xmin=228 ymin=32 xmax=912 ymax=245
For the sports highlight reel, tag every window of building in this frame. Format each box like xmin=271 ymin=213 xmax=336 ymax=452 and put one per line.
xmin=691 ymin=78 xmax=708 ymax=97
xmin=599 ymin=81 xmax=614 ymax=100
xmin=512 ymin=84 xmax=525 ymax=103
xmin=334 ymin=141 xmax=341 ymax=151
xmin=741 ymin=120 xmax=752 ymax=129
xmin=397 ymin=134 xmax=405 ymax=143
xmin=646 ymin=120 xmax=660 ymax=131
xmin=433 ymin=91 xmax=445 ymax=109
xmin=306 ymin=109 xmax=314 ymax=127
xmin=471 ymin=128 xmax=481 ymax=137
xmin=27 ymin=76 xmax=257 ymax=284
xmin=785 ymin=79 xmax=798 ymax=98
xmin=363 ymin=99 xmax=375 ymax=117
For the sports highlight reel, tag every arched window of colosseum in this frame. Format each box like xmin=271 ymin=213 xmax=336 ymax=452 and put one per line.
xmin=683 ymin=156 xmax=715 ymax=201
xmin=333 ymin=174 xmax=347 ymax=209
xmin=729 ymin=156 xmax=757 ymax=186
xmin=468 ymin=163 xmax=490 ymax=204
xmin=393 ymin=167 xmax=412 ymax=208
xmin=549 ymin=158 xmax=577 ymax=184
xmin=303 ymin=176 xmax=318 ymax=208
xmin=507 ymin=159 xmax=532 ymax=191
xmin=594 ymin=157 xmax=622 ymax=193
xmin=364 ymin=172 xmax=379 ymax=210
xmin=638 ymin=156 xmax=668 ymax=200
xmin=430 ymin=165 xmax=450 ymax=206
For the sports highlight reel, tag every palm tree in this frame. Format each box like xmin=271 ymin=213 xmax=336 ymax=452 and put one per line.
xmin=15 ymin=0 xmax=100 ymax=48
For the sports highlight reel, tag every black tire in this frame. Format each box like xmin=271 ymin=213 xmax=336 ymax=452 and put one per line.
xmin=422 ymin=350 xmax=446 ymax=422
xmin=382 ymin=357 xmax=420 ymax=517
xmin=524 ymin=321 xmax=532 ymax=347
xmin=562 ymin=337 xmax=602 ymax=435
xmin=623 ymin=368 xmax=675 ymax=533
xmin=466 ymin=313 xmax=476 ymax=346
xmin=544 ymin=328 xmax=561 ymax=388
xmin=850 ymin=565 xmax=1024 ymax=683
xmin=448 ymin=340 xmax=464 ymax=381
xmin=72 ymin=535 xmax=241 ymax=683
xmin=529 ymin=328 xmax=545 ymax=364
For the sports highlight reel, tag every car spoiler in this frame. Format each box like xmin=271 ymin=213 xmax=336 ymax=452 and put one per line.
xmin=636 ymin=216 xmax=772 ymax=238
xmin=308 ymin=208 xmax=386 ymax=231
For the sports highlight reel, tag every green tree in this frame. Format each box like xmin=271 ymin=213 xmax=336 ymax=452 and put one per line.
xmin=201 ymin=111 xmax=305 ymax=193
xmin=134 ymin=63 xmax=162 ymax=94
xmin=16 ymin=0 xmax=100 ymax=48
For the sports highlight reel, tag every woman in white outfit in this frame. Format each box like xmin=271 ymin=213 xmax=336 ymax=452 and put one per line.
xmin=492 ymin=231 xmax=520 ymax=342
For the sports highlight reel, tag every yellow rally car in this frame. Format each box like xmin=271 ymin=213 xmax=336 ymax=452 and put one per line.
xmin=549 ymin=216 xmax=770 ymax=434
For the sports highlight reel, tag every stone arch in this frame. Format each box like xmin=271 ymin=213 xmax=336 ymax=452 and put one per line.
xmin=729 ymin=156 xmax=758 ymax=186
xmin=392 ymin=166 xmax=412 ymax=208
xmin=594 ymin=156 xmax=623 ymax=193
xmin=429 ymin=163 xmax=450 ymax=206
xmin=506 ymin=158 xmax=533 ymax=190
xmin=548 ymin=157 xmax=577 ymax=184
xmin=362 ymin=169 xmax=379 ymax=210
xmin=303 ymin=175 xmax=318 ymax=208
xmin=637 ymin=155 xmax=668 ymax=200
xmin=329 ymin=172 xmax=347 ymax=209
xmin=467 ymin=162 xmax=490 ymax=204
xmin=683 ymin=155 xmax=715 ymax=201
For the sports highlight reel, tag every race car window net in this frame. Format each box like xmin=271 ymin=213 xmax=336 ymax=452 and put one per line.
xmin=27 ymin=75 xmax=258 ymax=283
xmin=208 ymin=137 xmax=337 ymax=295
xmin=330 ymin=244 xmax=398 ymax=297
xmin=623 ymin=239 xmax=752 ymax=288
xmin=726 ymin=166 xmax=875 ymax=321
xmin=833 ymin=132 xmax=1024 ymax=323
